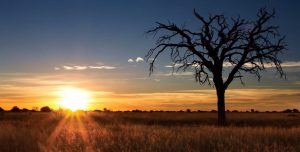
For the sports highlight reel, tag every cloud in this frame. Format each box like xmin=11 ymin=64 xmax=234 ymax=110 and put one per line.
xmin=73 ymin=66 xmax=88 ymax=70
xmin=128 ymin=57 xmax=144 ymax=63
xmin=128 ymin=59 xmax=134 ymax=63
xmin=59 ymin=64 xmax=116 ymax=71
xmin=136 ymin=57 xmax=144 ymax=62
xmin=63 ymin=66 xmax=74 ymax=70
xmin=147 ymin=58 xmax=154 ymax=62
xmin=223 ymin=62 xmax=233 ymax=67
xmin=154 ymin=79 xmax=161 ymax=82
xmin=156 ymin=71 xmax=194 ymax=77
xmin=89 ymin=66 xmax=116 ymax=70
xmin=223 ymin=61 xmax=300 ymax=68
xmin=165 ymin=63 xmax=183 ymax=68
xmin=281 ymin=61 xmax=300 ymax=67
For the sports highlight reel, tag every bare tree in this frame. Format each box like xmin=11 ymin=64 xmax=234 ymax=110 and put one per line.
xmin=145 ymin=8 xmax=286 ymax=125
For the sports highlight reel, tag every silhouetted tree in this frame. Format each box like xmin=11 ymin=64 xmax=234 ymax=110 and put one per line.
xmin=211 ymin=110 xmax=217 ymax=113
xmin=0 ymin=107 xmax=4 ymax=112
xmin=103 ymin=108 xmax=110 ymax=112
xmin=21 ymin=108 xmax=29 ymax=112
xmin=283 ymin=109 xmax=293 ymax=113
xmin=146 ymin=8 xmax=286 ymax=125
xmin=10 ymin=106 xmax=20 ymax=112
xmin=292 ymin=109 xmax=299 ymax=113
xmin=132 ymin=109 xmax=142 ymax=112
xmin=40 ymin=106 xmax=52 ymax=112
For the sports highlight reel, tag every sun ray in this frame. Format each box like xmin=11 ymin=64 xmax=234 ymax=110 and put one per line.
xmin=75 ymin=113 xmax=95 ymax=152
xmin=43 ymin=113 xmax=71 ymax=150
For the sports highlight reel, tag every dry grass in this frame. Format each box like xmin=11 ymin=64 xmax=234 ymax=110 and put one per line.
xmin=0 ymin=112 xmax=299 ymax=152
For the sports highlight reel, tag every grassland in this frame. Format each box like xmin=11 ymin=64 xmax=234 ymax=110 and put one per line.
xmin=0 ymin=112 xmax=299 ymax=152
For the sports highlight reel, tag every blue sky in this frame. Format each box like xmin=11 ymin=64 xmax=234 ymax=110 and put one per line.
xmin=0 ymin=0 xmax=299 ymax=110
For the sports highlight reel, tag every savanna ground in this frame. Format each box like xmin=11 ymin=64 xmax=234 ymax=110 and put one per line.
xmin=0 ymin=111 xmax=300 ymax=152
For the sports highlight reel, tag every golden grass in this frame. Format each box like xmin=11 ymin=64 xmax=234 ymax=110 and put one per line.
xmin=0 ymin=112 xmax=299 ymax=152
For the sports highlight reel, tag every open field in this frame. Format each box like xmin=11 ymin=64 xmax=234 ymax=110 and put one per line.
xmin=0 ymin=112 xmax=300 ymax=152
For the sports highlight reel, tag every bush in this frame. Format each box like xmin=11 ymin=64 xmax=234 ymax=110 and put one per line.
xmin=10 ymin=106 xmax=20 ymax=112
xmin=40 ymin=106 xmax=52 ymax=112
xmin=292 ymin=109 xmax=299 ymax=113
xmin=103 ymin=108 xmax=110 ymax=112
xmin=283 ymin=109 xmax=293 ymax=113
xmin=21 ymin=108 xmax=29 ymax=112
xmin=132 ymin=109 xmax=142 ymax=112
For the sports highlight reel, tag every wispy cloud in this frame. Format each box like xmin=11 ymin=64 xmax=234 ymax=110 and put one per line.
xmin=74 ymin=66 xmax=88 ymax=70
xmin=281 ymin=61 xmax=300 ymax=67
xmin=63 ymin=66 xmax=74 ymax=70
xmin=57 ymin=64 xmax=116 ymax=71
xmin=164 ymin=63 xmax=183 ymax=68
xmin=156 ymin=71 xmax=194 ymax=77
xmin=154 ymin=79 xmax=161 ymax=82
xmin=223 ymin=61 xmax=300 ymax=68
xmin=89 ymin=66 xmax=116 ymax=70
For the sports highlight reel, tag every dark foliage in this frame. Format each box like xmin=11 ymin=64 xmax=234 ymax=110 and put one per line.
xmin=21 ymin=108 xmax=29 ymax=112
xmin=293 ymin=109 xmax=299 ymax=113
xmin=10 ymin=106 xmax=20 ymax=112
xmin=283 ymin=109 xmax=293 ymax=113
xmin=40 ymin=106 xmax=52 ymax=112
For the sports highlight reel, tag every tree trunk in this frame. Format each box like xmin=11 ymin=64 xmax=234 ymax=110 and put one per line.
xmin=216 ymin=88 xmax=226 ymax=125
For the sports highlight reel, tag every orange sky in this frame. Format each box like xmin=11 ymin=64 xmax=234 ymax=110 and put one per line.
xmin=0 ymin=69 xmax=300 ymax=111
xmin=1 ymin=78 xmax=299 ymax=111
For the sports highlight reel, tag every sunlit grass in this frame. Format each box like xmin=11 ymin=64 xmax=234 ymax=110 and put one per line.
xmin=0 ymin=112 xmax=299 ymax=151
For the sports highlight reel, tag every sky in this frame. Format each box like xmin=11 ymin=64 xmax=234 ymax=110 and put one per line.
xmin=0 ymin=0 xmax=299 ymax=111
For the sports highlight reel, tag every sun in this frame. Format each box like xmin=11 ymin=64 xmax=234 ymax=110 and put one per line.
xmin=58 ymin=87 xmax=91 ymax=111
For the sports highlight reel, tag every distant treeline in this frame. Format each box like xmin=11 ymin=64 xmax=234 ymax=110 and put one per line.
xmin=0 ymin=106 xmax=52 ymax=112
xmin=95 ymin=108 xmax=299 ymax=113
xmin=0 ymin=106 xmax=299 ymax=113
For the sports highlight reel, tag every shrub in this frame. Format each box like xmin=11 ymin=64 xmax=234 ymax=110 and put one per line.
xmin=21 ymin=108 xmax=29 ymax=112
xmin=292 ymin=109 xmax=299 ymax=113
xmin=10 ymin=106 xmax=20 ymax=112
xmin=283 ymin=109 xmax=293 ymax=113
xmin=40 ymin=106 xmax=52 ymax=112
